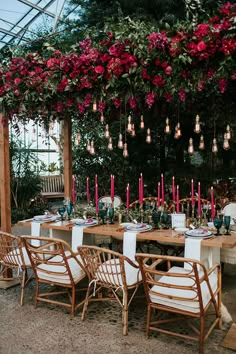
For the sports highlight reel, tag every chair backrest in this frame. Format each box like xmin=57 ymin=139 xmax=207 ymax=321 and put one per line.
xmin=222 ymin=202 xmax=236 ymax=219
xmin=21 ymin=236 xmax=80 ymax=285
xmin=179 ymin=198 xmax=210 ymax=218
xmin=77 ymin=245 xmax=135 ymax=288
xmin=135 ymin=253 xmax=216 ymax=311
xmin=0 ymin=232 xmax=25 ymax=268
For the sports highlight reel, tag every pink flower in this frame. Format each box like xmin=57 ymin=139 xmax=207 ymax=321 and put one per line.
xmin=218 ymin=78 xmax=227 ymax=93
xmin=57 ymin=102 xmax=63 ymax=113
xmin=79 ymin=38 xmax=92 ymax=53
xmin=84 ymin=93 xmax=92 ymax=107
xmin=152 ymin=75 xmax=165 ymax=87
xmin=146 ymin=93 xmax=156 ymax=108
xmin=77 ymin=102 xmax=85 ymax=115
xmin=98 ymin=101 xmax=105 ymax=113
xmin=108 ymin=42 xmax=124 ymax=57
xmin=178 ymin=88 xmax=186 ymax=102
xmin=164 ymin=92 xmax=172 ymax=102
xmin=197 ymin=41 xmax=207 ymax=51
xmin=128 ymin=96 xmax=137 ymax=110
xmin=14 ymin=78 xmax=22 ymax=85
xmin=94 ymin=65 xmax=105 ymax=74
xmin=164 ymin=66 xmax=172 ymax=75
xmin=194 ymin=24 xmax=209 ymax=38
xmin=113 ymin=97 xmax=121 ymax=108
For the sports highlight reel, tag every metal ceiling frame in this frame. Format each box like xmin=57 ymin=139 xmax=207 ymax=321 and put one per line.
xmin=0 ymin=0 xmax=67 ymax=49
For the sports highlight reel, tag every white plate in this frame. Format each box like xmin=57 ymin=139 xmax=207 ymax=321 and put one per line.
xmin=175 ymin=227 xmax=189 ymax=232
xmin=33 ymin=215 xmax=57 ymax=222
xmin=185 ymin=229 xmax=212 ymax=238
xmin=125 ymin=224 xmax=152 ymax=233
xmin=74 ymin=219 xmax=98 ymax=227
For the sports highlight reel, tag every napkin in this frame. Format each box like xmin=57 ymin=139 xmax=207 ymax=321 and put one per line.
xmin=31 ymin=221 xmax=41 ymax=247
xmin=72 ymin=226 xmax=84 ymax=252
xmin=123 ymin=231 xmax=137 ymax=261
xmin=184 ymin=238 xmax=201 ymax=270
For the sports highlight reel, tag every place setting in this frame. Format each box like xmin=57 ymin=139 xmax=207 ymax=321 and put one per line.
xmin=120 ymin=222 xmax=152 ymax=233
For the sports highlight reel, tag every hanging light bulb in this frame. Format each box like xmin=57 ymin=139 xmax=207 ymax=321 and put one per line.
xmin=123 ymin=143 xmax=128 ymax=157
xmin=174 ymin=122 xmax=181 ymax=139
xmin=188 ymin=138 xmax=194 ymax=155
xmin=49 ymin=121 xmax=54 ymax=135
xmin=86 ymin=140 xmax=91 ymax=152
xmin=75 ymin=132 xmax=81 ymax=146
xmin=226 ymin=124 xmax=231 ymax=140
xmin=223 ymin=133 xmax=230 ymax=150
xmin=104 ymin=124 xmax=110 ymax=139
xmin=127 ymin=115 xmax=132 ymax=132
xmin=108 ymin=137 xmax=113 ymax=151
xmin=100 ymin=114 xmax=104 ymax=123
xmin=92 ymin=99 xmax=97 ymax=112
xmin=118 ymin=133 xmax=124 ymax=149
xmin=194 ymin=114 xmax=201 ymax=133
xmin=32 ymin=126 xmax=36 ymax=142
xmin=140 ymin=115 xmax=145 ymax=129
xmin=90 ymin=140 xmax=95 ymax=155
xmin=131 ymin=124 xmax=136 ymax=137
xmin=212 ymin=138 xmax=218 ymax=153
xmin=165 ymin=117 xmax=171 ymax=134
xmin=199 ymin=134 xmax=205 ymax=150
xmin=146 ymin=128 xmax=151 ymax=143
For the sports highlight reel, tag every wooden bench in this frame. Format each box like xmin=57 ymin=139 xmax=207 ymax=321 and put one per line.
xmin=40 ymin=175 xmax=64 ymax=200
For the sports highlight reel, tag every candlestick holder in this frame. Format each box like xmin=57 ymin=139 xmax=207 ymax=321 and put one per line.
xmin=140 ymin=204 xmax=144 ymax=223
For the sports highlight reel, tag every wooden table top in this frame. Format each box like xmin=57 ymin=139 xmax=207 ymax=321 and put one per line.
xmin=18 ymin=219 xmax=236 ymax=249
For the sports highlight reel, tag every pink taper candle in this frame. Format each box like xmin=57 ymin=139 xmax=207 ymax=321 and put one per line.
xmin=210 ymin=186 xmax=215 ymax=219
xmin=198 ymin=182 xmax=201 ymax=217
xmin=191 ymin=179 xmax=194 ymax=206
xmin=110 ymin=175 xmax=115 ymax=200
xmin=95 ymin=183 xmax=99 ymax=214
xmin=72 ymin=175 xmax=76 ymax=203
xmin=161 ymin=173 xmax=165 ymax=205
xmin=126 ymin=184 xmax=130 ymax=211
xmin=176 ymin=185 xmax=180 ymax=213
xmin=157 ymin=182 xmax=160 ymax=207
xmin=86 ymin=177 xmax=90 ymax=204
xmin=172 ymin=176 xmax=175 ymax=202
xmin=140 ymin=173 xmax=144 ymax=204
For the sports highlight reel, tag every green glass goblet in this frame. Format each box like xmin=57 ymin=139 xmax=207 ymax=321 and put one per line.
xmin=213 ymin=217 xmax=223 ymax=236
xmin=108 ymin=207 xmax=114 ymax=224
xmin=66 ymin=203 xmax=73 ymax=220
xmin=224 ymin=215 xmax=231 ymax=235
xmin=58 ymin=206 xmax=65 ymax=221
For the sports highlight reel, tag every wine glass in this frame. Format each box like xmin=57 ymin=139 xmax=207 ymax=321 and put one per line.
xmin=224 ymin=215 xmax=231 ymax=235
xmin=66 ymin=202 xmax=73 ymax=220
xmin=152 ymin=210 xmax=160 ymax=229
xmin=108 ymin=207 xmax=114 ymax=224
xmin=58 ymin=206 xmax=65 ymax=221
xmin=213 ymin=217 xmax=223 ymax=236
xmin=100 ymin=208 xmax=107 ymax=224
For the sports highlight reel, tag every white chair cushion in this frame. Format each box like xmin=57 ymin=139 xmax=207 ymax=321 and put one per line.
xmin=149 ymin=266 xmax=218 ymax=314
xmin=3 ymin=247 xmax=31 ymax=267
xmin=37 ymin=254 xmax=85 ymax=285
xmin=95 ymin=258 xmax=142 ymax=287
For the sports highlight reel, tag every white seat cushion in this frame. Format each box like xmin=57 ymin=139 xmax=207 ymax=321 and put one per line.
xmin=149 ymin=266 xmax=218 ymax=314
xmin=3 ymin=247 xmax=31 ymax=267
xmin=95 ymin=258 xmax=142 ymax=287
xmin=37 ymin=254 xmax=85 ymax=285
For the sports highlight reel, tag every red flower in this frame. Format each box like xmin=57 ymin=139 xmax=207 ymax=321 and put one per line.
xmin=178 ymin=88 xmax=186 ymax=102
xmin=113 ymin=97 xmax=121 ymax=109
xmin=197 ymin=41 xmax=207 ymax=52
xmin=77 ymin=102 xmax=85 ymax=115
xmin=164 ymin=92 xmax=172 ymax=102
xmin=152 ymin=75 xmax=165 ymax=87
xmin=108 ymin=42 xmax=124 ymax=57
xmin=128 ymin=96 xmax=137 ymax=110
xmin=164 ymin=66 xmax=172 ymax=75
xmin=84 ymin=93 xmax=92 ymax=107
xmin=194 ymin=24 xmax=209 ymax=38
xmin=94 ymin=65 xmax=105 ymax=74
xmin=98 ymin=101 xmax=105 ymax=113
xmin=14 ymin=78 xmax=22 ymax=85
xmin=218 ymin=78 xmax=227 ymax=93
xmin=145 ymin=93 xmax=156 ymax=108
xmin=57 ymin=102 xmax=63 ymax=113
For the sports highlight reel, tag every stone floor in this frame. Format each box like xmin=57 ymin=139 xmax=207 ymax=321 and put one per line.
xmin=0 ymin=225 xmax=236 ymax=354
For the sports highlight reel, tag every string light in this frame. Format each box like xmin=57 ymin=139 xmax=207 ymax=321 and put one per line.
xmin=86 ymin=140 xmax=91 ymax=152
xmin=131 ymin=124 xmax=136 ymax=137
xmin=118 ymin=133 xmax=124 ymax=149
xmin=123 ymin=143 xmax=128 ymax=157
xmin=75 ymin=132 xmax=81 ymax=146
xmin=127 ymin=115 xmax=132 ymax=132
xmin=146 ymin=128 xmax=151 ymax=143
xmin=212 ymin=138 xmax=218 ymax=153
xmin=199 ymin=134 xmax=205 ymax=150
xmin=165 ymin=117 xmax=171 ymax=134
xmin=174 ymin=122 xmax=182 ymax=139
xmin=100 ymin=114 xmax=104 ymax=123
xmin=140 ymin=115 xmax=145 ymax=129
xmin=108 ymin=137 xmax=113 ymax=150
xmin=104 ymin=124 xmax=110 ymax=139
xmin=92 ymin=99 xmax=97 ymax=112
xmin=49 ymin=121 xmax=54 ymax=135
xmin=226 ymin=124 xmax=231 ymax=140
xmin=223 ymin=133 xmax=230 ymax=150
xmin=32 ymin=126 xmax=36 ymax=142
xmin=188 ymin=137 xmax=194 ymax=155
xmin=90 ymin=140 xmax=95 ymax=155
xmin=194 ymin=114 xmax=201 ymax=133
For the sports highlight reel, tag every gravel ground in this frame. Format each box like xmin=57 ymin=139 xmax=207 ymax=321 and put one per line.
xmin=0 ymin=225 xmax=236 ymax=354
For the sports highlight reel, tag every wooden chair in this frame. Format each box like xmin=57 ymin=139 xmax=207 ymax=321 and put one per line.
xmin=77 ymin=245 xmax=142 ymax=335
xmin=220 ymin=202 xmax=236 ymax=265
xmin=136 ymin=253 xmax=222 ymax=354
xmin=0 ymin=232 xmax=32 ymax=305
xmin=21 ymin=236 xmax=86 ymax=317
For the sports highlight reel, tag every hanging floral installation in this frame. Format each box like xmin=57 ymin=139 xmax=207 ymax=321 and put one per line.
xmin=0 ymin=2 xmax=235 ymax=121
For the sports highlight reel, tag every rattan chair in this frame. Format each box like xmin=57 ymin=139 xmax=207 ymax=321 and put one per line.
xmin=21 ymin=236 xmax=86 ymax=317
xmin=0 ymin=232 xmax=32 ymax=305
xmin=220 ymin=202 xmax=236 ymax=265
xmin=136 ymin=253 xmax=222 ymax=354
xmin=77 ymin=245 xmax=142 ymax=335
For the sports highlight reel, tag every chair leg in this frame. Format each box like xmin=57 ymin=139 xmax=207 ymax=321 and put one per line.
xmin=20 ymin=269 xmax=26 ymax=306
xmin=199 ymin=316 xmax=205 ymax=354
xmin=122 ymin=291 xmax=128 ymax=336
xmin=146 ymin=304 xmax=151 ymax=338
xmin=71 ymin=286 xmax=75 ymax=318
xmin=81 ymin=286 xmax=91 ymax=321
xmin=34 ymin=280 xmax=39 ymax=309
